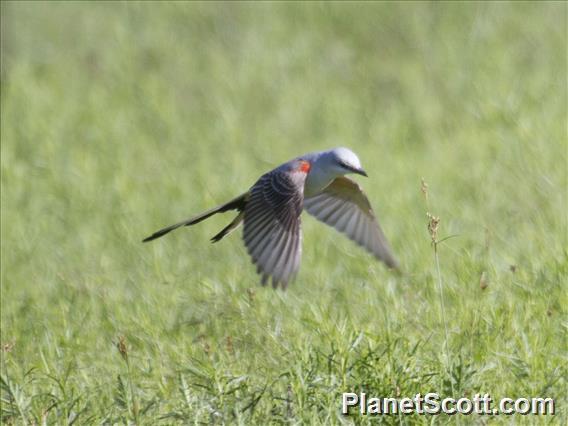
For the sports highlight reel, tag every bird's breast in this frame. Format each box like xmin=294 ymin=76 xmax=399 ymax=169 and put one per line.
xmin=304 ymin=172 xmax=333 ymax=198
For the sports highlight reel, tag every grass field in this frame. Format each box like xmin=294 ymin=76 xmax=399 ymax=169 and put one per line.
xmin=1 ymin=2 xmax=566 ymax=424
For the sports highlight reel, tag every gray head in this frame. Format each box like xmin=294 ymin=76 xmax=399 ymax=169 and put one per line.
xmin=325 ymin=147 xmax=367 ymax=177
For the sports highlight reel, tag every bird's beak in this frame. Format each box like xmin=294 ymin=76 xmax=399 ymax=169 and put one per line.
xmin=355 ymin=168 xmax=368 ymax=177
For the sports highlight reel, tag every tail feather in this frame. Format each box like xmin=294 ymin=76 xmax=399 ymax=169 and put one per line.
xmin=142 ymin=192 xmax=248 ymax=243
xmin=210 ymin=211 xmax=245 ymax=243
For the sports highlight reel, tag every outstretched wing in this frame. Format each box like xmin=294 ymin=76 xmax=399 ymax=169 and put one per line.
xmin=303 ymin=176 xmax=399 ymax=269
xmin=243 ymin=170 xmax=305 ymax=289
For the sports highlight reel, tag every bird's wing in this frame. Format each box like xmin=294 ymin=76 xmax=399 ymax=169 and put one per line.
xmin=243 ymin=170 xmax=305 ymax=289
xmin=303 ymin=176 xmax=399 ymax=269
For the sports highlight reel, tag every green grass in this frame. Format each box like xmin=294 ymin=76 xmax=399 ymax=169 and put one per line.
xmin=1 ymin=2 xmax=566 ymax=424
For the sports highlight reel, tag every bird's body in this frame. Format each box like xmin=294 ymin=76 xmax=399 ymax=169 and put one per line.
xmin=143 ymin=147 xmax=398 ymax=288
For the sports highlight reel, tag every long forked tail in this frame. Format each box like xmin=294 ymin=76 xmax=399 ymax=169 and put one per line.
xmin=142 ymin=192 xmax=249 ymax=243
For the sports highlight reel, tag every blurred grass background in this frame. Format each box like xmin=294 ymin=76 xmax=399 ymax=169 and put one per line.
xmin=1 ymin=1 xmax=566 ymax=424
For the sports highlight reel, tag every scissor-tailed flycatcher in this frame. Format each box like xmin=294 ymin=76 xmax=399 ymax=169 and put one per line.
xmin=143 ymin=147 xmax=399 ymax=288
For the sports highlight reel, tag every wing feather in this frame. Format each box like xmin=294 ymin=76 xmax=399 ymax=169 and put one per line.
xmin=303 ymin=176 xmax=399 ymax=269
xmin=243 ymin=169 xmax=306 ymax=288
xmin=317 ymin=198 xmax=343 ymax=223
xmin=344 ymin=210 xmax=358 ymax=236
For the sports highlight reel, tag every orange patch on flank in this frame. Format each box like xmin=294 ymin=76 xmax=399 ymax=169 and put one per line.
xmin=298 ymin=160 xmax=311 ymax=173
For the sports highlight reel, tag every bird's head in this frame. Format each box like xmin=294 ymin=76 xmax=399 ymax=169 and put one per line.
xmin=327 ymin=147 xmax=367 ymax=177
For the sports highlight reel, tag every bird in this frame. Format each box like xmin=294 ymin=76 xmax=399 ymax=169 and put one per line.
xmin=143 ymin=147 xmax=399 ymax=289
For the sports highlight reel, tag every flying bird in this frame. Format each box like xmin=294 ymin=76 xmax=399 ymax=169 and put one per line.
xmin=143 ymin=147 xmax=399 ymax=288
